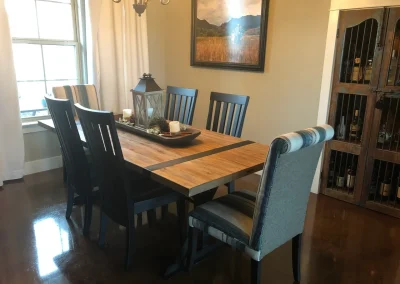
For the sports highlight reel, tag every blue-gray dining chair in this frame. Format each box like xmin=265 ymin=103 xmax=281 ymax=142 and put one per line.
xmin=165 ymin=86 xmax=198 ymax=125
xmin=206 ymin=92 xmax=250 ymax=194
xmin=45 ymin=95 xmax=96 ymax=236
xmin=186 ymin=125 xmax=334 ymax=284
xmin=75 ymin=104 xmax=186 ymax=271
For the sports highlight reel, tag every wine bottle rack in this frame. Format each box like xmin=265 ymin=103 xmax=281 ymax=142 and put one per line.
xmin=368 ymin=159 xmax=400 ymax=208
xmin=327 ymin=150 xmax=359 ymax=195
xmin=334 ymin=93 xmax=367 ymax=144
xmin=375 ymin=95 xmax=400 ymax=152
xmin=340 ymin=18 xmax=378 ymax=85
xmin=322 ymin=8 xmax=400 ymax=218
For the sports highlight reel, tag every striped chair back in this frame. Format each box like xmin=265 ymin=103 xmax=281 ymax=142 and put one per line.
xmin=52 ymin=85 xmax=100 ymax=115
xmin=250 ymin=125 xmax=334 ymax=259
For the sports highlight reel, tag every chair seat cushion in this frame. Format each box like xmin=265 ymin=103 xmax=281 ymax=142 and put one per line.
xmin=189 ymin=190 xmax=256 ymax=246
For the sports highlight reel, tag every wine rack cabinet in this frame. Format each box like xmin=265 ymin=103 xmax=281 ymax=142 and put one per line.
xmin=325 ymin=150 xmax=359 ymax=203
xmin=365 ymin=159 xmax=400 ymax=218
xmin=321 ymin=8 xmax=400 ymax=218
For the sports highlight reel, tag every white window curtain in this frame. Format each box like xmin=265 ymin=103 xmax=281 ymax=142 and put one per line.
xmin=86 ymin=0 xmax=150 ymax=113
xmin=0 ymin=0 xmax=24 ymax=186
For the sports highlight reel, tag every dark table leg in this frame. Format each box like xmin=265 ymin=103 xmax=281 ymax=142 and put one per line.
xmin=162 ymin=187 xmax=218 ymax=278
xmin=73 ymin=190 xmax=101 ymax=206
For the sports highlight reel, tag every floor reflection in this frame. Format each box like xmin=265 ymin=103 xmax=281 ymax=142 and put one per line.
xmin=33 ymin=218 xmax=70 ymax=277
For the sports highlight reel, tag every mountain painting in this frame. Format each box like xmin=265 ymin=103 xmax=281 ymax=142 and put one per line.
xmin=191 ymin=0 xmax=269 ymax=71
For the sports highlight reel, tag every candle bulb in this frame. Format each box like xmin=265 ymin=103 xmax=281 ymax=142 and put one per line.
xmin=169 ymin=121 xmax=180 ymax=134
xmin=147 ymin=108 xmax=154 ymax=118
xmin=123 ymin=109 xmax=132 ymax=121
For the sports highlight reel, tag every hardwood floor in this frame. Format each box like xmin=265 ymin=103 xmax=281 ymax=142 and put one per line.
xmin=1 ymin=169 xmax=400 ymax=283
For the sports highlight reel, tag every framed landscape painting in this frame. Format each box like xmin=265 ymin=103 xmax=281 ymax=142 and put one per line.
xmin=191 ymin=0 xmax=269 ymax=72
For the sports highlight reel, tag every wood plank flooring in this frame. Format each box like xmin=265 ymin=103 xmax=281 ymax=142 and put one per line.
xmin=1 ymin=169 xmax=400 ymax=283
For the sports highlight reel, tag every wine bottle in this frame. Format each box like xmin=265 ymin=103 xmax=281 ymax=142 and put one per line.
xmin=380 ymin=179 xmax=391 ymax=198
xmin=378 ymin=124 xmax=392 ymax=145
xmin=346 ymin=162 xmax=356 ymax=189
xmin=336 ymin=156 xmax=345 ymax=188
xmin=352 ymin=57 xmax=363 ymax=83
xmin=380 ymin=171 xmax=391 ymax=198
xmin=336 ymin=116 xmax=346 ymax=140
xmin=364 ymin=59 xmax=373 ymax=82
xmin=350 ymin=110 xmax=362 ymax=141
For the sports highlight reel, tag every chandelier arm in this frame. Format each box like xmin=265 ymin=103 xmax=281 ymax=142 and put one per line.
xmin=112 ymin=0 xmax=169 ymax=16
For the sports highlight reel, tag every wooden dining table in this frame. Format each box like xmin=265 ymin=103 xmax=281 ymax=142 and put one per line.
xmin=38 ymin=119 xmax=269 ymax=198
xmin=38 ymin=117 xmax=269 ymax=276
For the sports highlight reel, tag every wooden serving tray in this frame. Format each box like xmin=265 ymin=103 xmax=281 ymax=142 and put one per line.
xmin=115 ymin=121 xmax=201 ymax=146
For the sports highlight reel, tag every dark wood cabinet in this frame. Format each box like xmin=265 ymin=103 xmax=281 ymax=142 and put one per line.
xmin=321 ymin=8 xmax=400 ymax=218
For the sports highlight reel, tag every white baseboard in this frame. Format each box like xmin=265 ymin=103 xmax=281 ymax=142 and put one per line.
xmin=24 ymin=155 xmax=63 ymax=175
xmin=255 ymin=171 xmax=262 ymax=175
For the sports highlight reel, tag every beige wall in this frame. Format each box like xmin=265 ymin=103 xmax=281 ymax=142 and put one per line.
xmin=148 ymin=0 xmax=331 ymax=144
xmin=24 ymin=131 xmax=60 ymax=162
xmin=147 ymin=3 xmax=167 ymax=88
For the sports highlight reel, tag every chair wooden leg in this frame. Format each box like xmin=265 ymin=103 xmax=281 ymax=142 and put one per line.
xmin=161 ymin=205 xmax=168 ymax=220
xmin=98 ymin=211 xmax=108 ymax=247
xmin=187 ymin=226 xmax=199 ymax=271
xmin=125 ymin=210 xmax=136 ymax=271
xmin=83 ymin=195 xmax=92 ymax=237
xmin=198 ymin=230 xmax=208 ymax=250
xmin=227 ymin=181 xmax=235 ymax=194
xmin=251 ymin=259 xmax=261 ymax=284
xmin=63 ymin=163 xmax=67 ymax=184
xmin=292 ymin=233 xmax=302 ymax=282
xmin=137 ymin=213 xmax=143 ymax=227
xmin=147 ymin=209 xmax=156 ymax=228
xmin=65 ymin=187 xmax=74 ymax=219
xmin=176 ymin=199 xmax=187 ymax=246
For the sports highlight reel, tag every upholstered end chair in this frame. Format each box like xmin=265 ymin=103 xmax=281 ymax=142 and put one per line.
xmin=187 ymin=125 xmax=334 ymax=284
xmin=52 ymin=84 xmax=100 ymax=113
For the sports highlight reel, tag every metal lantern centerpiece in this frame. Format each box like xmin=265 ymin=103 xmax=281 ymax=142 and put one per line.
xmin=131 ymin=73 xmax=164 ymax=129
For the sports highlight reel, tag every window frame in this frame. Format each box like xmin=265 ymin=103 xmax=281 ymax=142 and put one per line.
xmin=11 ymin=0 xmax=85 ymax=122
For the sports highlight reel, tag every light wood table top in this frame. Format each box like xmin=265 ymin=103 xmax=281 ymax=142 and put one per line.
xmin=38 ymin=119 xmax=269 ymax=197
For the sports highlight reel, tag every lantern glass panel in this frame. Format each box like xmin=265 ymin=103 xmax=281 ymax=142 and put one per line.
xmin=132 ymin=91 xmax=163 ymax=129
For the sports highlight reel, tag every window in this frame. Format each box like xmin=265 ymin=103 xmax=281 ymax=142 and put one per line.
xmin=6 ymin=0 xmax=83 ymax=120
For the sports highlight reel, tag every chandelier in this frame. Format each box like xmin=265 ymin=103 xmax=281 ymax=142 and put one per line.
xmin=112 ymin=0 xmax=170 ymax=17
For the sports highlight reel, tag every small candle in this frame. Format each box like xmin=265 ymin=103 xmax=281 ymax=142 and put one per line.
xmin=169 ymin=121 xmax=180 ymax=134
xmin=123 ymin=109 xmax=132 ymax=121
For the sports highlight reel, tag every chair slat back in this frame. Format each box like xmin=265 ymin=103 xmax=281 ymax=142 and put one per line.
xmin=165 ymin=86 xmax=198 ymax=125
xmin=206 ymin=92 xmax=249 ymax=138
xmin=74 ymin=104 xmax=128 ymax=225
xmin=53 ymin=85 xmax=100 ymax=115
xmin=250 ymin=125 xmax=334 ymax=259
xmin=45 ymin=96 xmax=91 ymax=194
